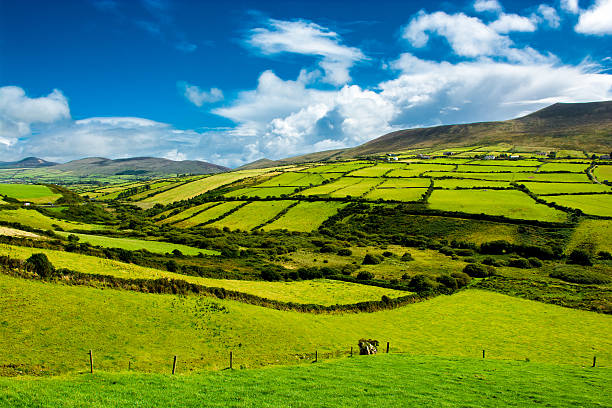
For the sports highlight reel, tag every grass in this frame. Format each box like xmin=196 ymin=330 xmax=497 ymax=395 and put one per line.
xmin=594 ymin=165 xmax=612 ymax=183
xmin=542 ymin=194 xmax=612 ymax=217
xmin=224 ymin=187 xmax=297 ymax=198
xmin=0 ymin=244 xmax=401 ymax=305
xmin=456 ymin=165 xmax=539 ymax=173
xmin=209 ymin=201 xmax=296 ymax=230
xmin=433 ymin=179 xmax=509 ymax=189
xmin=377 ymin=178 xmax=431 ymax=188
xmin=0 ymin=275 xmax=610 ymax=375
xmin=264 ymin=202 xmax=346 ymax=232
xmin=426 ymin=172 xmax=591 ymax=183
xmin=0 ymin=209 xmax=106 ymax=231
xmin=174 ymin=202 xmax=245 ymax=228
xmin=54 ymin=232 xmax=217 ymax=256
xmin=300 ymin=177 xmax=362 ymax=196
xmin=364 ymin=188 xmax=427 ymax=202
xmin=428 ymin=190 xmax=568 ymax=222
xmin=0 ymin=184 xmax=62 ymax=204
xmin=255 ymin=172 xmax=336 ymax=187
xmin=539 ymin=162 xmax=590 ymax=172
xmin=520 ymin=182 xmax=610 ymax=195
xmin=566 ymin=219 xmax=612 ymax=254
xmin=157 ymin=202 xmax=219 ymax=225
xmin=1 ymin=355 xmax=610 ymax=408
xmin=347 ymin=163 xmax=400 ymax=177
xmin=329 ymin=178 xmax=380 ymax=198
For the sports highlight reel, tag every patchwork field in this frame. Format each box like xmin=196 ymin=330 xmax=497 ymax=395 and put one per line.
xmin=520 ymin=182 xmax=610 ymax=195
xmin=224 ymin=186 xmax=297 ymax=198
xmin=433 ymin=179 xmax=509 ymax=189
xmin=0 ymin=209 xmax=106 ymax=231
xmin=542 ymin=194 xmax=612 ymax=217
xmin=594 ymin=165 xmax=612 ymax=183
xmin=428 ymin=190 xmax=568 ymax=222
xmin=264 ymin=202 xmax=346 ymax=232
xmin=0 ymin=184 xmax=62 ymax=204
xmin=209 ymin=201 xmax=296 ymax=230
xmin=566 ymin=219 xmax=612 ymax=254
xmin=173 ymin=201 xmax=245 ymax=228
xmin=365 ymin=187 xmax=427 ymax=202
xmin=157 ymin=202 xmax=219 ymax=225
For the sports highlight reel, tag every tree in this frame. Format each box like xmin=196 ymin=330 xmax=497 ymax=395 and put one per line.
xmin=567 ymin=249 xmax=592 ymax=266
xmin=26 ymin=253 xmax=55 ymax=278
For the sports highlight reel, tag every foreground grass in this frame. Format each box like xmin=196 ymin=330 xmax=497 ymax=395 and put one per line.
xmin=0 ymin=274 xmax=609 ymax=374
xmin=1 ymin=355 xmax=609 ymax=407
xmin=0 ymin=209 xmax=105 ymax=231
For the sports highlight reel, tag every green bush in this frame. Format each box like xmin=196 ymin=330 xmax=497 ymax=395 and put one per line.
xmin=382 ymin=251 xmax=394 ymax=258
xmin=480 ymin=240 xmax=513 ymax=255
xmin=598 ymin=251 xmax=612 ymax=260
xmin=26 ymin=253 xmax=55 ymax=278
xmin=362 ymin=253 xmax=383 ymax=265
xmin=401 ymin=252 xmax=414 ymax=261
xmin=436 ymin=274 xmax=458 ymax=290
xmin=508 ymin=257 xmax=532 ymax=269
xmin=356 ymin=270 xmax=375 ymax=280
xmin=408 ymin=274 xmax=437 ymax=292
xmin=463 ymin=263 xmax=495 ymax=278
xmin=550 ymin=266 xmax=611 ymax=284
xmin=451 ymin=272 xmax=472 ymax=288
xmin=527 ymin=257 xmax=543 ymax=268
xmin=337 ymin=248 xmax=352 ymax=256
xmin=567 ymin=249 xmax=593 ymax=266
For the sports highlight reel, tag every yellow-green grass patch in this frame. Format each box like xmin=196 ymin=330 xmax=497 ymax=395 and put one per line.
xmin=428 ymin=190 xmax=568 ymax=222
xmin=386 ymin=167 xmax=431 ymax=178
xmin=174 ymin=201 xmax=245 ymax=228
xmin=300 ymin=177 xmax=363 ymax=196
xmin=329 ymin=178 xmax=380 ymax=198
xmin=539 ymin=163 xmax=590 ymax=172
xmin=520 ymin=182 xmax=610 ymax=195
xmin=347 ymin=163 xmax=401 ymax=177
xmin=434 ymin=179 xmax=509 ymax=189
xmin=224 ymin=186 xmax=297 ymax=198
xmin=255 ymin=172 xmax=336 ymax=187
xmin=209 ymin=201 xmax=296 ymax=231
xmin=0 ymin=275 xmax=609 ymax=373
xmin=0 ymin=226 xmax=40 ymax=239
xmin=594 ymin=165 xmax=612 ymax=183
xmin=0 ymin=209 xmax=106 ymax=231
xmin=264 ymin=202 xmax=346 ymax=232
xmin=157 ymin=202 xmax=219 ymax=225
xmin=378 ymin=178 xmax=431 ymax=188
xmin=542 ymin=194 xmax=612 ymax=217
xmin=0 ymin=184 xmax=62 ymax=204
xmin=456 ymin=165 xmax=539 ymax=173
xmin=566 ymin=219 xmax=612 ymax=254
xmin=364 ymin=188 xmax=427 ymax=202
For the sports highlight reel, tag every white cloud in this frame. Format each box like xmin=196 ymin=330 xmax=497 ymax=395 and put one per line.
xmin=247 ymin=19 xmax=366 ymax=85
xmin=561 ymin=0 xmax=580 ymax=13
xmin=474 ymin=0 xmax=503 ymax=13
xmin=575 ymin=0 xmax=612 ymax=34
xmin=403 ymin=11 xmax=548 ymax=63
xmin=178 ymin=82 xmax=224 ymax=106
xmin=535 ymin=4 xmax=561 ymax=28
xmin=489 ymin=13 xmax=537 ymax=33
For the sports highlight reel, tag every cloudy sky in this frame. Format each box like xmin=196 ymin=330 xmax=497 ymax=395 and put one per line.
xmin=1 ymin=0 xmax=611 ymax=167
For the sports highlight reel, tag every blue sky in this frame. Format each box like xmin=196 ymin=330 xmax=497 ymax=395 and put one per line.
xmin=1 ymin=0 xmax=611 ymax=166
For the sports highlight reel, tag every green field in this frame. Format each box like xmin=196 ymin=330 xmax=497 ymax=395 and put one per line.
xmin=0 ymin=184 xmax=62 ymax=204
xmin=433 ymin=179 xmax=509 ymax=189
xmin=255 ymin=172 xmax=336 ymax=187
xmin=456 ymin=165 xmax=539 ymax=173
xmin=300 ymin=177 xmax=363 ymax=196
xmin=520 ymin=182 xmax=610 ymax=195
xmin=365 ymin=187 xmax=427 ymax=202
xmin=377 ymin=178 xmax=430 ymax=188
xmin=264 ymin=202 xmax=346 ymax=232
xmin=2 ymin=354 xmax=609 ymax=408
xmin=55 ymin=232 xmax=216 ymax=256
xmin=157 ymin=202 xmax=219 ymax=225
xmin=428 ymin=190 xmax=568 ymax=222
xmin=542 ymin=194 xmax=612 ymax=217
xmin=566 ymin=219 xmax=612 ymax=254
xmin=0 ymin=209 xmax=106 ymax=231
xmin=594 ymin=165 xmax=612 ymax=182
xmin=0 ymin=275 xmax=609 ymax=374
xmin=328 ymin=178 xmax=380 ymax=198
xmin=539 ymin=162 xmax=590 ymax=172
xmin=347 ymin=163 xmax=399 ymax=177
xmin=209 ymin=201 xmax=296 ymax=230
xmin=174 ymin=201 xmax=245 ymax=228
xmin=224 ymin=186 xmax=297 ymax=198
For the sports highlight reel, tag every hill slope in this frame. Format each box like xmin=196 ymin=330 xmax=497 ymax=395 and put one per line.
xmin=51 ymin=157 xmax=229 ymax=176
xmin=0 ymin=157 xmax=57 ymax=168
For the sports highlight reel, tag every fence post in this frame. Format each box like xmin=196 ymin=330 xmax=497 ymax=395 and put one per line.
xmin=482 ymin=350 xmax=485 ymax=359
xmin=386 ymin=342 xmax=390 ymax=353
xmin=315 ymin=350 xmax=318 ymax=362
xmin=230 ymin=351 xmax=233 ymax=370
xmin=172 ymin=356 xmax=177 ymax=375
xmin=88 ymin=350 xmax=93 ymax=374
xmin=350 ymin=346 xmax=353 ymax=357
xmin=592 ymin=356 xmax=596 ymax=368
xmin=128 ymin=361 xmax=131 ymax=371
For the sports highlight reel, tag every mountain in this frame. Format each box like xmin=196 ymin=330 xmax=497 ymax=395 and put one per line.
xmin=51 ymin=157 xmax=229 ymax=176
xmin=339 ymin=101 xmax=612 ymax=158
xmin=0 ymin=157 xmax=57 ymax=168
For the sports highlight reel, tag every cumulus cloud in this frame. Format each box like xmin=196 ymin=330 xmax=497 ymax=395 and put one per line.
xmin=178 ymin=82 xmax=224 ymax=106
xmin=535 ymin=4 xmax=561 ymax=28
xmin=575 ymin=0 xmax=612 ymax=34
xmin=247 ymin=19 xmax=366 ymax=85
xmin=474 ymin=0 xmax=503 ymax=13
xmin=561 ymin=0 xmax=580 ymax=13
xmin=403 ymin=11 xmax=549 ymax=63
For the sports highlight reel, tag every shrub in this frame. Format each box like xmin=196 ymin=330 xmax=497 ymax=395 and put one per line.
xmin=567 ymin=249 xmax=593 ymax=266
xmin=408 ymin=274 xmax=437 ymax=292
xmin=508 ymin=257 xmax=531 ymax=269
xmin=480 ymin=240 xmax=513 ymax=255
xmin=26 ymin=253 xmax=55 ymax=278
xmin=455 ymin=248 xmax=474 ymax=256
xmin=341 ymin=264 xmax=359 ymax=275
xmin=319 ymin=244 xmax=337 ymax=253
xmin=298 ymin=267 xmax=323 ymax=280
xmin=356 ymin=270 xmax=375 ymax=280
xmin=165 ymin=260 xmax=179 ymax=273
xmin=598 ymin=251 xmax=612 ymax=260
xmin=463 ymin=263 xmax=495 ymax=278
xmin=261 ymin=269 xmax=282 ymax=281
xmin=451 ymin=272 xmax=472 ymax=288
xmin=527 ymin=257 xmax=543 ymax=268
xmin=382 ymin=251 xmax=394 ymax=258
xmin=362 ymin=253 xmax=383 ymax=265
xmin=401 ymin=273 xmax=410 ymax=280
xmin=337 ymin=248 xmax=352 ymax=256
xmin=401 ymin=252 xmax=414 ymax=261
xmin=550 ymin=266 xmax=611 ymax=284
xmin=439 ymin=246 xmax=455 ymax=256
xmin=436 ymin=274 xmax=458 ymax=290
xmin=481 ymin=257 xmax=504 ymax=267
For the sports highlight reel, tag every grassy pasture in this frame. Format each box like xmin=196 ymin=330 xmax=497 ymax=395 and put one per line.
xmin=364 ymin=188 xmax=427 ymax=202
xmin=456 ymin=165 xmax=539 ymax=173
xmin=0 ymin=227 xmax=40 ymax=239
xmin=542 ymin=194 xmax=612 ymax=217
xmin=566 ymin=219 xmax=612 ymax=254
xmin=300 ymin=177 xmax=365 ymax=197
xmin=329 ymin=178 xmax=380 ymax=198
xmin=520 ymin=182 xmax=610 ymax=195
xmin=0 ymin=276 xmax=609 ymax=374
xmin=427 ymin=172 xmax=591 ymax=183
xmin=0 ymin=209 xmax=106 ymax=231
xmin=255 ymin=172 xmax=336 ymax=187
xmin=433 ymin=179 xmax=509 ymax=189
xmin=54 ymin=232 xmax=215 ymax=256
xmin=264 ymin=202 xmax=346 ymax=232
xmin=466 ymin=159 xmax=539 ymax=167
xmin=426 ymin=171 xmax=517 ymax=181
xmin=209 ymin=201 xmax=296 ymax=230
xmin=173 ymin=202 xmax=245 ymax=228
xmin=0 ymin=184 xmax=62 ymax=204
xmin=224 ymin=187 xmax=297 ymax=198
xmin=347 ymin=163 xmax=400 ymax=177
xmin=385 ymin=167 xmax=427 ymax=178
xmin=428 ymin=190 xmax=568 ymax=222
xmin=157 ymin=202 xmax=219 ymax=225
xmin=2 ymin=355 xmax=610 ymax=408
xmin=377 ymin=178 xmax=431 ymax=188
xmin=594 ymin=165 xmax=612 ymax=183
xmin=539 ymin=162 xmax=590 ymax=172
xmin=303 ymin=162 xmax=370 ymax=173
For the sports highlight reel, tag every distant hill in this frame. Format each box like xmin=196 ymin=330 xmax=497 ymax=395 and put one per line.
xmin=51 ymin=157 xmax=229 ymax=176
xmin=0 ymin=157 xmax=57 ymax=168
xmin=236 ymin=149 xmax=347 ymax=170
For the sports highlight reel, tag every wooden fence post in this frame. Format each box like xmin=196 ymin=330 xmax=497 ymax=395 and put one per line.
xmin=482 ymin=350 xmax=485 ymax=359
xmin=386 ymin=342 xmax=390 ymax=353
xmin=88 ymin=350 xmax=93 ymax=374
xmin=172 ymin=356 xmax=177 ymax=375
xmin=350 ymin=347 xmax=353 ymax=357
xmin=230 ymin=351 xmax=233 ymax=370
xmin=315 ymin=350 xmax=318 ymax=362
xmin=128 ymin=361 xmax=131 ymax=371
xmin=592 ymin=356 xmax=596 ymax=368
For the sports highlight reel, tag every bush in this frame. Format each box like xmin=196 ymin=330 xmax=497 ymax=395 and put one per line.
xmin=598 ymin=251 xmax=612 ymax=260
xmin=567 ymin=249 xmax=593 ymax=266
xmin=165 ymin=260 xmax=179 ymax=272
xmin=337 ymin=248 xmax=353 ymax=256
xmin=362 ymin=253 xmax=383 ymax=265
xmin=26 ymin=253 xmax=55 ymax=278
xmin=382 ymin=251 xmax=394 ymax=258
xmin=298 ymin=267 xmax=323 ymax=280
xmin=527 ymin=257 xmax=543 ymax=268
xmin=451 ymin=272 xmax=472 ymax=288
xmin=455 ymin=248 xmax=474 ymax=256
xmin=401 ymin=252 xmax=414 ymax=261
xmin=436 ymin=274 xmax=458 ymax=290
xmin=481 ymin=257 xmax=504 ymax=267
xmin=480 ymin=240 xmax=513 ymax=255
xmin=261 ymin=269 xmax=282 ymax=281
xmin=341 ymin=264 xmax=359 ymax=275
xmin=356 ymin=270 xmax=375 ymax=280
xmin=463 ymin=263 xmax=495 ymax=278
xmin=408 ymin=274 xmax=437 ymax=292
xmin=550 ymin=266 xmax=611 ymax=284
xmin=508 ymin=257 xmax=531 ymax=269
xmin=319 ymin=244 xmax=337 ymax=253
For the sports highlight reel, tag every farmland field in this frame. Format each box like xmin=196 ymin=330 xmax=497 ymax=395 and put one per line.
xmin=566 ymin=219 xmax=612 ymax=254
xmin=433 ymin=179 xmax=509 ymax=189
xmin=328 ymin=178 xmax=380 ymax=198
xmin=224 ymin=186 xmax=297 ymax=198
xmin=539 ymin=162 xmax=590 ymax=172
xmin=377 ymin=178 xmax=431 ymax=188
xmin=594 ymin=165 xmax=612 ymax=183
xmin=173 ymin=201 xmax=245 ymax=228
xmin=456 ymin=165 xmax=539 ymax=173
xmin=255 ymin=172 xmax=337 ymax=187
xmin=0 ymin=209 xmax=106 ymax=231
xmin=0 ymin=184 xmax=62 ymax=203
xmin=209 ymin=201 xmax=296 ymax=230
xmin=300 ymin=177 xmax=365 ymax=196
xmin=347 ymin=163 xmax=399 ymax=177
xmin=542 ymin=194 xmax=612 ymax=217
xmin=264 ymin=202 xmax=346 ymax=231
xmin=157 ymin=202 xmax=219 ymax=225
xmin=520 ymin=182 xmax=610 ymax=195
xmin=364 ymin=187 xmax=427 ymax=202
xmin=428 ymin=190 xmax=568 ymax=222
xmin=0 ymin=275 xmax=609 ymax=374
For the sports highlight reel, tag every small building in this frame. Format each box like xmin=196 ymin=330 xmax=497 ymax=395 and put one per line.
xmin=417 ymin=154 xmax=431 ymax=159
xmin=509 ymin=155 xmax=520 ymax=160
xmin=386 ymin=156 xmax=399 ymax=161
xmin=443 ymin=151 xmax=453 ymax=156
xmin=23 ymin=202 xmax=31 ymax=207
xmin=600 ymin=154 xmax=611 ymax=160
xmin=536 ymin=152 xmax=547 ymax=156
xmin=483 ymin=155 xmax=496 ymax=160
